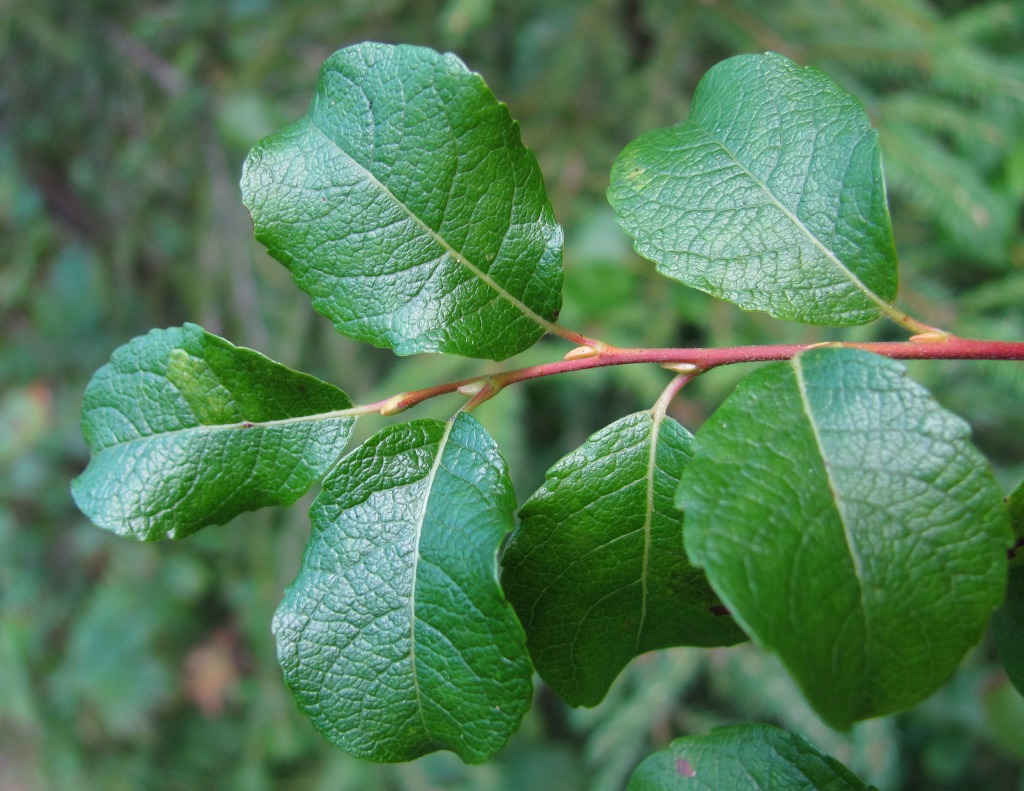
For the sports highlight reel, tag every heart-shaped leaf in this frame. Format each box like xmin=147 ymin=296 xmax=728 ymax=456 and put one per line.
xmin=242 ymin=42 xmax=564 ymax=361
xmin=71 ymin=324 xmax=354 ymax=540
xmin=274 ymin=413 xmax=533 ymax=763
xmin=609 ymin=52 xmax=897 ymax=326
xmin=677 ymin=347 xmax=1011 ymax=729
xmin=503 ymin=411 xmax=745 ymax=707
xmin=627 ymin=724 xmax=872 ymax=790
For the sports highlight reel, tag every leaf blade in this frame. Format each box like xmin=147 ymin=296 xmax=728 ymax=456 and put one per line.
xmin=608 ymin=52 xmax=897 ymax=325
xmin=626 ymin=724 xmax=872 ymax=791
xmin=678 ymin=347 xmax=1011 ymax=728
xmin=71 ymin=324 xmax=354 ymax=540
xmin=502 ymin=411 xmax=745 ymax=707
xmin=242 ymin=43 xmax=563 ymax=360
xmin=274 ymin=413 xmax=532 ymax=763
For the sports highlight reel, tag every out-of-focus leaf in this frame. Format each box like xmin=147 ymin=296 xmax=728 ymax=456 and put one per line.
xmin=993 ymin=565 xmax=1024 ymax=696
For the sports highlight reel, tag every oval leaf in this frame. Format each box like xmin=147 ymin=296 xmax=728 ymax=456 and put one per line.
xmin=71 ymin=324 xmax=354 ymax=540
xmin=609 ymin=52 xmax=897 ymax=326
xmin=502 ymin=411 xmax=745 ymax=707
xmin=242 ymin=42 xmax=563 ymax=361
xmin=273 ymin=413 xmax=533 ymax=763
xmin=626 ymin=724 xmax=872 ymax=791
xmin=677 ymin=347 xmax=1011 ymax=729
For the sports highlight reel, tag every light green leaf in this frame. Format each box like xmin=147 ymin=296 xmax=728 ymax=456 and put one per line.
xmin=678 ymin=347 xmax=1011 ymax=729
xmin=608 ymin=52 xmax=897 ymax=326
xmin=274 ymin=413 xmax=533 ymax=763
xmin=626 ymin=724 xmax=873 ymax=791
xmin=71 ymin=324 xmax=354 ymax=541
xmin=242 ymin=42 xmax=563 ymax=361
xmin=502 ymin=411 xmax=744 ymax=707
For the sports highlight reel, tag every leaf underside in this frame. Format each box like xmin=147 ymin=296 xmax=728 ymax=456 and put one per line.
xmin=274 ymin=414 xmax=533 ymax=764
xmin=502 ymin=411 xmax=745 ymax=707
xmin=71 ymin=324 xmax=354 ymax=540
xmin=626 ymin=724 xmax=872 ymax=790
xmin=678 ymin=347 xmax=1010 ymax=729
xmin=242 ymin=42 xmax=563 ymax=361
xmin=608 ymin=52 xmax=898 ymax=326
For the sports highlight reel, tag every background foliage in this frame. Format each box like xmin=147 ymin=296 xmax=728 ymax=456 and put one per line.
xmin=2 ymin=0 xmax=1023 ymax=788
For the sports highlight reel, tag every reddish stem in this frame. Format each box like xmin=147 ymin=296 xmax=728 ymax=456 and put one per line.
xmin=373 ymin=336 xmax=1024 ymax=414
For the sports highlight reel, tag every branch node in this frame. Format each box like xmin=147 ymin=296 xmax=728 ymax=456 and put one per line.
xmin=564 ymin=344 xmax=600 ymax=361
xmin=380 ymin=394 xmax=409 ymax=416
xmin=661 ymin=361 xmax=700 ymax=374
xmin=910 ymin=331 xmax=951 ymax=344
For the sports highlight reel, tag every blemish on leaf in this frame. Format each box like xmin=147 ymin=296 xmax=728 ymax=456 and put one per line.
xmin=675 ymin=757 xmax=697 ymax=777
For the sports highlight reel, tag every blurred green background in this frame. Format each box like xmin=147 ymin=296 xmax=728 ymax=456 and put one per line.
xmin=3 ymin=0 xmax=1024 ymax=788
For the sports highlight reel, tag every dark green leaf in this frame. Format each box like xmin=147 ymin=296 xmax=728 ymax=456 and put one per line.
xmin=502 ymin=411 xmax=744 ymax=707
xmin=71 ymin=324 xmax=354 ymax=541
xmin=626 ymin=724 xmax=872 ymax=790
xmin=678 ymin=347 xmax=1011 ymax=729
xmin=994 ymin=566 xmax=1024 ymax=696
xmin=608 ymin=52 xmax=897 ymax=326
xmin=1008 ymin=479 xmax=1024 ymax=570
xmin=242 ymin=42 xmax=563 ymax=361
xmin=274 ymin=413 xmax=532 ymax=763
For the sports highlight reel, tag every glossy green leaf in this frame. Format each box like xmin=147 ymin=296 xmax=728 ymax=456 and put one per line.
xmin=678 ymin=347 xmax=1011 ymax=729
xmin=608 ymin=52 xmax=897 ymax=326
xmin=502 ymin=411 xmax=745 ymax=707
xmin=274 ymin=413 xmax=532 ymax=763
xmin=71 ymin=324 xmax=354 ymax=541
xmin=242 ymin=42 xmax=563 ymax=361
xmin=627 ymin=724 xmax=872 ymax=790
xmin=994 ymin=566 xmax=1024 ymax=697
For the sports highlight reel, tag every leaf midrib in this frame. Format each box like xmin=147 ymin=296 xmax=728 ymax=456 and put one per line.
xmin=407 ymin=418 xmax=457 ymax=749
xmin=85 ymin=406 xmax=355 ymax=451
xmin=791 ymin=356 xmax=869 ymax=687
xmin=310 ymin=123 xmax=558 ymax=336
xmin=694 ymin=121 xmax=890 ymax=316
xmin=636 ymin=412 xmax=662 ymax=651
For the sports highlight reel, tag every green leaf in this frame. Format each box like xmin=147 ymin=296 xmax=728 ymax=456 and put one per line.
xmin=626 ymin=724 xmax=872 ymax=790
xmin=274 ymin=413 xmax=533 ymax=763
xmin=502 ymin=411 xmax=745 ymax=707
xmin=242 ymin=42 xmax=563 ymax=361
xmin=71 ymin=325 xmax=354 ymax=541
xmin=1007 ymin=478 xmax=1024 ymax=570
xmin=994 ymin=565 xmax=1024 ymax=697
xmin=608 ymin=52 xmax=897 ymax=326
xmin=678 ymin=347 xmax=1011 ymax=729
